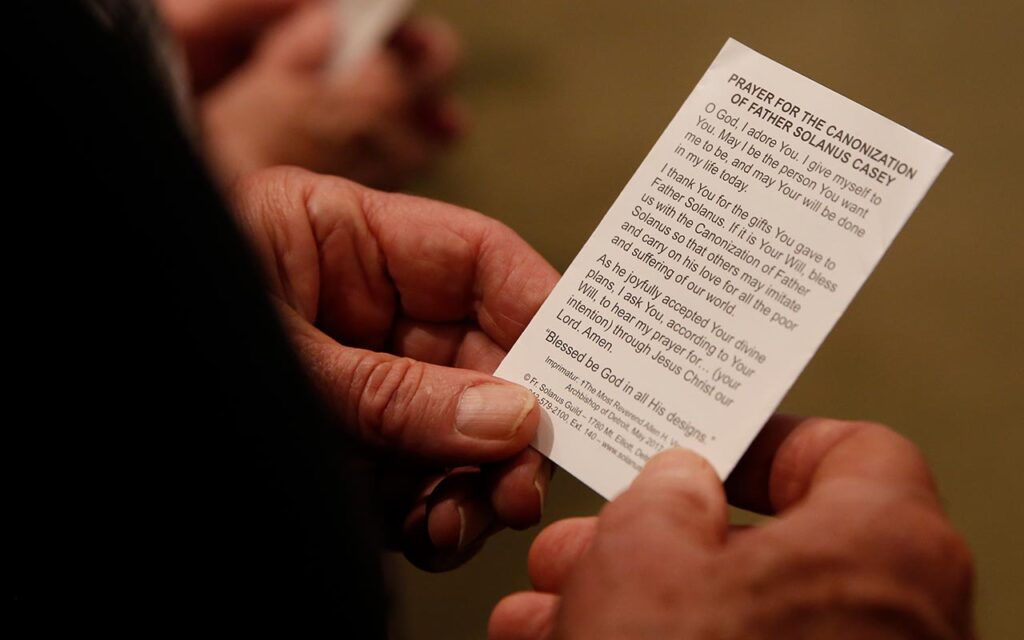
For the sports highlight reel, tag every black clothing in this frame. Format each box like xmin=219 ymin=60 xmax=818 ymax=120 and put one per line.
xmin=12 ymin=2 xmax=387 ymax=633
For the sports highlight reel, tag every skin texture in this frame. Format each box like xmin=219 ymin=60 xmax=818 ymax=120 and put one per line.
xmin=227 ymin=170 xmax=974 ymax=634
xmin=160 ymin=0 xmax=466 ymax=188
xmin=232 ymin=168 xmax=974 ymax=627
xmin=230 ymin=167 xmax=557 ymax=570
xmin=490 ymin=416 xmax=976 ymax=639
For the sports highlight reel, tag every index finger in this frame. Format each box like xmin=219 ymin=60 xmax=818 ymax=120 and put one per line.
xmin=725 ymin=415 xmax=941 ymax=516
xmin=307 ymin=177 xmax=560 ymax=350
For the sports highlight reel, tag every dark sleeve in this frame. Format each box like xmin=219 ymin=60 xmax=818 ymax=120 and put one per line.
xmin=11 ymin=3 xmax=388 ymax=634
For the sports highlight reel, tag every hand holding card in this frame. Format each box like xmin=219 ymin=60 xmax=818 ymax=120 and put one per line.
xmin=495 ymin=39 xmax=952 ymax=499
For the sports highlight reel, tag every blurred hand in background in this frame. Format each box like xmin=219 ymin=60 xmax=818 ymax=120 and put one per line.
xmin=161 ymin=0 xmax=466 ymax=189
xmin=158 ymin=0 xmax=307 ymax=93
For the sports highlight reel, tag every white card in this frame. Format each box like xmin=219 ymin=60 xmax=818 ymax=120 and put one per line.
xmin=331 ymin=0 xmax=414 ymax=72
xmin=495 ymin=38 xmax=952 ymax=500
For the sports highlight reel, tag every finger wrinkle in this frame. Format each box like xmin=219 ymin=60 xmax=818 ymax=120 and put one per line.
xmin=309 ymin=181 xmax=398 ymax=341
xmin=354 ymin=355 xmax=426 ymax=450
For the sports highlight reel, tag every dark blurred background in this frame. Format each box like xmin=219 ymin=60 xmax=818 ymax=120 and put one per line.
xmin=393 ymin=1 xmax=1023 ymax=637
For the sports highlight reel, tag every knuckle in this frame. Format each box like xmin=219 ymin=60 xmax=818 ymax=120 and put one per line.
xmin=660 ymin=479 xmax=721 ymax=520
xmin=849 ymin=419 xmax=924 ymax=456
xmin=774 ymin=418 xmax=936 ymax=505
xmin=834 ymin=418 xmax=919 ymax=455
xmin=596 ymin=493 xmax=647 ymax=534
xmin=801 ymin=416 xmax=887 ymax=438
xmin=802 ymin=417 xmax=897 ymax=448
xmin=841 ymin=419 xmax=932 ymax=476
xmin=349 ymin=354 xmax=427 ymax=447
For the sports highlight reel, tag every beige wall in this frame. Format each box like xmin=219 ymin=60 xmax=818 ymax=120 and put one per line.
xmin=395 ymin=2 xmax=1024 ymax=636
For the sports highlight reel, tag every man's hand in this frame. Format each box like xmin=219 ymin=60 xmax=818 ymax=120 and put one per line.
xmin=230 ymin=167 xmax=557 ymax=570
xmin=490 ymin=416 xmax=975 ymax=639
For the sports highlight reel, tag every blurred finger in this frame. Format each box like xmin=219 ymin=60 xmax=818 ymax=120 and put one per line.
xmin=487 ymin=449 xmax=552 ymax=530
xmin=528 ymin=517 xmax=597 ymax=593
xmin=361 ymin=114 xmax=437 ymax=183
xmin=160 ymin=0 xmax=311 ymax=89
xmin=389 ymin=15 xmax=462 ymax=92
xmin=724 ymin=413 xmax=803 ymax=514
xmin=732 ymin=419 xmax=973 ymax=638
xmin=426 ymin=469 xmax=495 ymax=553
xmin=368 ymin=465 xmax=444 ymax=550
xmin=402 ymin=469 xmax=501 ymax=572
xmin=489 ymin=592 xmax=559 ymax=640
xmin=162 ymin=0 xmax=305 ymax=30
xmin=725 ymin=415 xmax=940 ymax=516
xmin=408 ymin=95 xmax=469 ymax=145
xmin=727 ymin=523 xmax=755 ymax=539
xmin=257 ymin=0 xmax=334 ymax=71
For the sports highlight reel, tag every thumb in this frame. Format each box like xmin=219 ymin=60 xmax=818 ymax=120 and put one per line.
xmin=288 ymin=315 xmax=538 ymax=463
xmin=598 ymin=448 xmax=728 ymax=549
